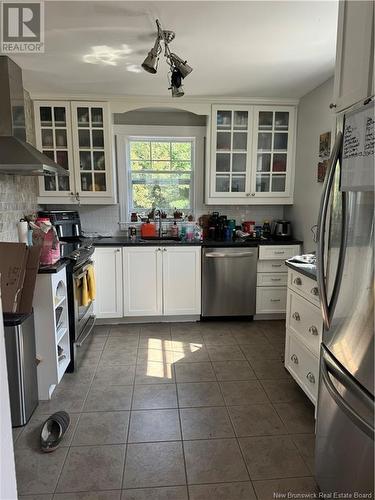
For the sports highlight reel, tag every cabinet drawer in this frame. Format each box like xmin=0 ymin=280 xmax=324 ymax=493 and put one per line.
xmin=286 ymin=332 xmax=319 ymax=404
xmin=257 ymin=273 xmax=287 ymax=287
xmin=259 ymin=245 xmax=300 ymax=261
xmin=287 ymin=290 xmax=322 ymax=356
xmin=256 ymin=286 xmax=287 ymax=314
xmin=289 ymin=269 xmax=320 ymax=306
xmin=257 ymin=260 xmax=287 ymax=273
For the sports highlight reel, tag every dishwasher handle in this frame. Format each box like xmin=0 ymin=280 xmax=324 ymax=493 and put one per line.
xmin=205 ymin=252 xmax=255 ymax=258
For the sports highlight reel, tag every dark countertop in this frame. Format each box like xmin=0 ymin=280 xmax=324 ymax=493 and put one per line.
xmin=286 ymin=260 xmax=317 ymax=281
xmin=38 ymin=258 xmax=69 ymax=274
xmin=93 ymin=236 xmax=303 ymax=248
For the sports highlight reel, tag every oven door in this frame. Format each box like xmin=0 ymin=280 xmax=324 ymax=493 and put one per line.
xmin=73 ymin=260 xmax=96 ymax=348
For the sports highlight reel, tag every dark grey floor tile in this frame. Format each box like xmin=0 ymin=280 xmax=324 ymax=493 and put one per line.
xmin=121 ymin=486 xmax=188 ymax=500
xmin=253 ymin=476 xmax=318 ymax=500
xmin=132 ymin=384 xmax=178 ymax=410
xmin=54 ymin=492 xmax=121 ymax=500
xmin=189 ymin=481 xmax=256 ymax=500
xmin=109 ymin=324 xmax=140 ymax=337
xmin=175 ymin=362 xmax=215 ymax=382
xmin=139 ymin=324 xmax=171 ymax=337
xmin=35 ymin=384 xmax=89 ymax=415
xmin=128 ymin=409 xmax=181 ymax=442
xmin=260 ymin=378 xmax=307 ymax=403
xmin=18 ymin=495 xmax=52 ymax=500
xmin=92 ymin=325 xmax=111 ymax=336
xmin=184 ymin=438 xmax=249 ymax=484
xmin=239 ymin=435 xmax=310 ymax=480
xmin=292 ymin=434 xmax=316 ymax=473
xmin=135 ymin=361 xmax=175 ymax=385
xmin=248 ymin=358 xmax=291 ymax=380
xmin=212 ymin=360 xmax=256 ymax=381
xmin=240 ymin=342 xmax=281 ymax=361
xmin=92 ymin=365 xmax=136 ymax=387
xmin=219 ymin=380 xmax=268 ymax=405
xmin=172 ymin=345 xmax=209 ymax=363
xmin=180 ymin=407 xmax=234 ymax=440
xmin=207 ymin=345 xmax=246 ymax=361
xmin=100 ymin=347 xmax=137 ymax=365
xmin=15 ymin=447 xmax=68 ymax=495
xmin=273 ymin=401 xmax=315 ymax=434
xmin=83 ymin=385 xmax=132 ymax=412
xmin=177 ymin=382 xmax=224 ymax=407
xmin=16 ymin=414 xmax=79 ymax=451
xmin=12 ymin=426 xmax=23 ymax=444
xmin=203 ymin=332 xmax=237 ymax=346
xmin=56 ymin=445 xmax=125 ymax=492
xmin=227 ymin=404 xmax=286 ymax=437
xmin=123 ymin=442 xmax=185 ymax=489
xmin=72 ymin=411 xmax=130 ymax=445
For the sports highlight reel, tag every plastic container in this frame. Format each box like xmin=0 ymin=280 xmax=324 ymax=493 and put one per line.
xmin=33 ymin=218 xmax=60 ymax=265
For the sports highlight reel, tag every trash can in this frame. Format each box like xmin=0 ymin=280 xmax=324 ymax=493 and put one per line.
xmin=3 ymin=312 xmax=38 ymax=426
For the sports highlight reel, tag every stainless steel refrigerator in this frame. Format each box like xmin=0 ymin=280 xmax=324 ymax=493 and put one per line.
xmin=315 ymin=97 xmax=374 ymax=494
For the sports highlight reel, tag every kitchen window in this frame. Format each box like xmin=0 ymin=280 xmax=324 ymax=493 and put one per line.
xmin=127 ymin=137 xmax=194 ymax=215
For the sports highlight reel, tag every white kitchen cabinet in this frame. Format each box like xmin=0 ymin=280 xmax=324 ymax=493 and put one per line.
xmin=207 ymin=104 xmax=296 ymax=205
xmin=123 ymin=247 xmax=163 ymax=316
xmin=94 ymin=247 xmax=123 ymax=318
xmin=285 ymin=268 xmax=322 ymax=405
xmin=332 ymin=0 xmax=374 ymax=112
xmin=162 ymin=247 xmax=201 ymax=315
xmin=122 ymin=246 xmax=201 ymax=317
xmin=34 ymin=101 xmax=115 ymax=205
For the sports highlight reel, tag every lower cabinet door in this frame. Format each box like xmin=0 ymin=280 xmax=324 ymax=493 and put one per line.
xmin=162 ymin=247 xmax=201 ymax=315
xmin=94 ymin=247 xmax=123 ymax=318
xmin=256 ymin=286 xmax=287 ymax=314
xmin=123 ymin=247 xmax=163 ymax=316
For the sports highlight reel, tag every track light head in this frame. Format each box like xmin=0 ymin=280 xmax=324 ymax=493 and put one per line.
xmin=169 ymin=53 xmax=193 ymax=79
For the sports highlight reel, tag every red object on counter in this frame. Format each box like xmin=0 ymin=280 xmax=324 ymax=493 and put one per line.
xmin=141 ymin=222 xmax=156 ymax=237
xmin=242 ymin=221 xmax=255 ymax=233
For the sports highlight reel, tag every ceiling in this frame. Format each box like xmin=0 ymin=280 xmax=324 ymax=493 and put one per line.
xmin=12 ymin=0 xmax=339 ymax=99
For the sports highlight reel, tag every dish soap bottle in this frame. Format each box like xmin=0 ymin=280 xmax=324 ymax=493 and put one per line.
xmin=171 ymin=221 xmax=179 ymax=237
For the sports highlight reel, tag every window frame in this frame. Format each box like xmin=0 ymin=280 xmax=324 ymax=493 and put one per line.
xmin=125 ymin=135 xmax=196 ymax=219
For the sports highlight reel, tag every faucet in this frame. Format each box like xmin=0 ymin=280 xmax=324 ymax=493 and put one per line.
xmin=154 ymin=209 xmax=163 ymax=238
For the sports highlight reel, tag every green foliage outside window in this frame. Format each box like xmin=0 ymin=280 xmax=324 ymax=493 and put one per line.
xmin=129 ymin=139 xmax=193 ymax=213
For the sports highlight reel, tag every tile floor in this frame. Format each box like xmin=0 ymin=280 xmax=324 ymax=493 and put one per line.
xmin=13 ymin=320 xmax=318 ymax=500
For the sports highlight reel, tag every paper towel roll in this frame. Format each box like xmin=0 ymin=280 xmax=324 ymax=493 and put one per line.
xmin=17 ymin=221 xmax=29 ymax=244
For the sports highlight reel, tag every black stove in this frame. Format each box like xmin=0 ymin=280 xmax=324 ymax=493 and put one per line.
xmin=59 ymin=238 xmax=94 ymax=268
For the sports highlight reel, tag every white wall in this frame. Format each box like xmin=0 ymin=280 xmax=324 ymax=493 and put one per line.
xmin=0 ymin=293 xmax=18 ymax=500
xmin=285 ymin=78 xmax=335 ymax=251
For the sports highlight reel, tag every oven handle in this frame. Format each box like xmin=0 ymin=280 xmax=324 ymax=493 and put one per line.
xmin=74 ymin=261 xmax=94 ymax=281
xmin=75 ymin=315 xmax=96 ymax=347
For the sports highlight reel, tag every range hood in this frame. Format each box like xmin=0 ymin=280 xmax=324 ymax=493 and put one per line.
xmin=0 ymin=56 xmax=68 ymax=176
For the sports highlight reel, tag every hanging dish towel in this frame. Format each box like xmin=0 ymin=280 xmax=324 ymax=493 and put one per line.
xmin=81 ymin=274 xmax=90 ymax=307
xmin=86 ymin=264 xmax=96 ymax=301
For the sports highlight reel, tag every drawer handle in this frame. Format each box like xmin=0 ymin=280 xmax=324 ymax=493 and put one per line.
xmin=271 ymin=278 xmax=282 ymax=281
xmin=306 ymin=372 xmax=316 ymax=384
xmin=311 ymin=287 xmax=319 ymax=296
xmin=291 ymin=354 xmax=299 ymax=364
xmin=272 ymin=264 xmax=282 ymax=268
xmin=270 ymin=299 xmax=281 ymax=302
xmin=294 ymin=277 xmax=302 ymax=285
xmin=274 ymin=251 xmax=285 ymax=255
xmin=292 ymin=312 xmax=300 ymax=321
xmin=309 ymin=325 xmax=319 ymax=336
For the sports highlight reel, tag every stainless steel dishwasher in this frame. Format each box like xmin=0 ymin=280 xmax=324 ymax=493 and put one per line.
xmin=202 ymin=247 xmax=257 ymax=317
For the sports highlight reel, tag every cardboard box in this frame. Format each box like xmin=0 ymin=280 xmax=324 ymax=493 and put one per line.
xmin=0 ymin=243 xmax=42 ymax=313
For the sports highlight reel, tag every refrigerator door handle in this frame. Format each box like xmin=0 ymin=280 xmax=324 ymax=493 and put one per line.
xmin=317 ymin=131 xmax=348 ymax=329
xmin=321 ymin=346 xmax=374 ymax=440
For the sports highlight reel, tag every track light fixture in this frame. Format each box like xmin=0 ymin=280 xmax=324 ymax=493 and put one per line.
xmin=141 ymin=19 xmax=193 ymax=97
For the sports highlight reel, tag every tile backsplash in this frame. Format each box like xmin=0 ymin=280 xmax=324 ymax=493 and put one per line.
xmin=0 ymin=175 xmax=39 ymax=241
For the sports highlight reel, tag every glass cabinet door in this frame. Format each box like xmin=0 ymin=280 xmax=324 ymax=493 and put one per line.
xmin=72 ymin=103 xmax=109 ymax=196
xmin=36 ymin=103 xmax=74 ymax=195
xmin=213 ymin=107 xmax=251 ymax=195
xmin=253 ymin=108 xmax=293 ymax=196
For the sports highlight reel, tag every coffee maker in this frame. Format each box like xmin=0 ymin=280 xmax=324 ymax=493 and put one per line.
xmin=273 ymin=220 xmax=293 ymax=239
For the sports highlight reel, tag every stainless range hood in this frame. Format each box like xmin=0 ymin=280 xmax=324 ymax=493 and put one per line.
xmin=0 ymin=56 xmax=68 ymax=176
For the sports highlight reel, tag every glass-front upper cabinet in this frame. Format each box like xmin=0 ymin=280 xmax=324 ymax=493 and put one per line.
xmin=71 ymin=102 xmax=112 ymax=198
xmin=211 ymin=105 xmax=253 ymax=197
xmin=250 ymin=106 xmax=295 ymax=198
xmin=34 ymin=102 xmax=75 ymax=197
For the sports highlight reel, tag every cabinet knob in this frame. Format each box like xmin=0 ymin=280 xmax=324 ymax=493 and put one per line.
xmin=115 ymin=249 xmax=120 ymax=253
xmin=251 ymin=193 xmax=255 ymax=197
xmin=329 ymin=103 xmax=337 ymax=109
xmin=311 ymin=287 xmax=319 ymax=296
xmin=309 ymin=325 xmax=318 ymax=336
xmin=246 ymin=193 xmax=250 ymax=197
xmin=294 ymin=277 xmax=302 ymax=285
xmin=306 ymin=372 xmax=315 ymax=384
xmin=163 ymin=248 xmax=167 ymax=252
xmin=291 ymin=354 xmax=299 ymax=364
xmin=292 ymin=312 xmax=301 ymax=321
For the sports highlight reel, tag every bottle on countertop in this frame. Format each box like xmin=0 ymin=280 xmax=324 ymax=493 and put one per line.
xmin=171 ymin=221 xmax=179 ymax=237
xmin=262 ymin=220 xmax=271 ymax=239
